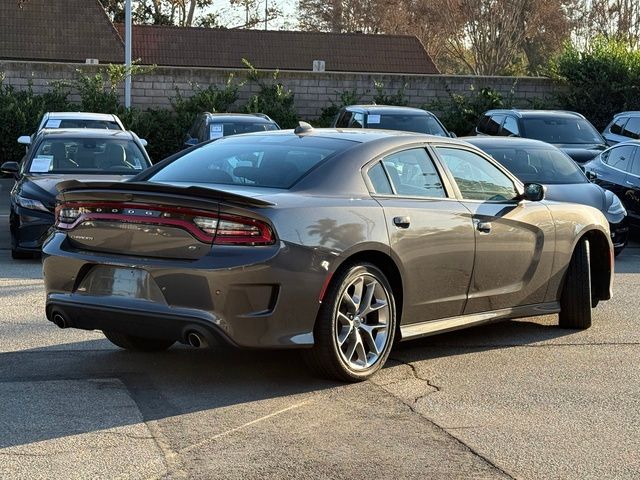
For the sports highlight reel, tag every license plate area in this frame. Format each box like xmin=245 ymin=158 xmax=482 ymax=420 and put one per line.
xmin=76 ymin=266 xmax=166 ymax=304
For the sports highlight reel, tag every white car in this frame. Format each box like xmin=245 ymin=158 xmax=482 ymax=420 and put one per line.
xmin=17 ymin=112 xmax=145 ymax=147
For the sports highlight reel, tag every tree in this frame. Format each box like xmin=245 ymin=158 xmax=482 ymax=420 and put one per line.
xmin=572 ymin=0 xmax=640 ymax=47
xmin=95 ymin=0 xmax=214 ymax=26
xmin=298 ymin=0 xmax=381 ymax=33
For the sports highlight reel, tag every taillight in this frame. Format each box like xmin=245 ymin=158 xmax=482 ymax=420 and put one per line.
xmin=55 ymin=202 xmax=275 ymax=246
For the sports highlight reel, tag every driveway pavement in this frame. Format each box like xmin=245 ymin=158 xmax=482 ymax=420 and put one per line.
xmin=0 ymin=177 xmax=639 ymax=479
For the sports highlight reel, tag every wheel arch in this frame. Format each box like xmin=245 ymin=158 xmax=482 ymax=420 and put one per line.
xmin=579 ymin=228 xmax=613 ymax=302
xmin=328 ymin=249 xmax=404 ymax=327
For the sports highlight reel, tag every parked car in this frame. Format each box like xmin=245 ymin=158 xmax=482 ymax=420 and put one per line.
xmin=1 ymin=129 xmax=152 ymax=259
xmin=332 ymin=105 xmax=454 ymax=137
xmin=184 ymin=113 xmax=279 ymax=147
xmin=43 ymin=127 xmax=613 ymax=382
xmin=602 ymin=112 xmax=640 ymax=146
xmin=583 ymin=141 xmax=640 ymax=230
xmin=18 ymin=112 xmax=127 ymax=147
xmin=476 ymin=109 xmax=607 ymax=163
xmin=465 ymin=137 xmax=628 ymax=255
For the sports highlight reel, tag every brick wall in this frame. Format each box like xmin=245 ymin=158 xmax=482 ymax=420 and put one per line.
xmin=0 ymin=60 xmax=563 ymax=118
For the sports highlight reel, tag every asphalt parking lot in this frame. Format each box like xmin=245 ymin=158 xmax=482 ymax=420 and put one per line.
xmin=1 ymin=176 xmax=639 ymax=479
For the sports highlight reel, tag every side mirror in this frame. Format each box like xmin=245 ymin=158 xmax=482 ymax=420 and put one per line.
xmin=586 ymin=170 xmax=597 ymax=181
xmin=1 ymin=161 xmax=20 ymax=176
xmin=184 ymin=137 xmax=198 ymax=148
xmin=17 ymin=136 xmax=31 ymax=146
xmin=449 ymin=132 xmax=457 ymax=138
xmin=522 ymin=183 xmax=546 ymax=202
xmin=139 ymin=139 xmax=148 ymax=147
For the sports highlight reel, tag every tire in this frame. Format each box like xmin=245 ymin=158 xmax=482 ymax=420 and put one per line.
xmin=303 ymin=263 xmax=396 ymax=382
xmin=559 ymin=239 xmax=592 ymax=329
xmin=103 ymin=331 xmax=175 ymax=352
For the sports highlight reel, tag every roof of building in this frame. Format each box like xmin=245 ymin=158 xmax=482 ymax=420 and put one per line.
xmin=0 ymin=0 xmax=438 ymax=74
xmin=114 ymin=24 xmax=439 ymax=74
xmin=0 ymin=0 xmax=123 ymax=63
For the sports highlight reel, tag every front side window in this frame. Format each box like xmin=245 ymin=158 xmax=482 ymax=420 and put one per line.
xmin=349 ymin=113 xmax=365 ymax=128
xmin=29 ymin=138 xmax=149 ymax=174
xmin=609 ymin=117 xmax=628 ymax=135
xmin=148 ymin=135 xmax=356 ymax=189
xmin=380 ymin=148 xmax=446 ymax=198
xmin=436 ymin=147 xmax=518 ymax=201
xmin=602 ymin=145 xmax=635 ymax=172
xmin=622 ymin=117 xmax=640 ymax=140
xmin=500 ymin=116 xmax=520 ymax=136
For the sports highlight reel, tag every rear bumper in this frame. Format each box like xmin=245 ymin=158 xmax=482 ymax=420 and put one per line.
xmin=46 ymin=295 xmax=234 ymax=347
xmin=42 ymin=232 xmax=330 ymax=349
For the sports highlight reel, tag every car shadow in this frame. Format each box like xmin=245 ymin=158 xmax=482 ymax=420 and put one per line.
xmin=1 ymin=314 xmax=580 ymax=450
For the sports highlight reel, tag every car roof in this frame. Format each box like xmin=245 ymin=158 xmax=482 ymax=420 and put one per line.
xmin=229 ymin=127 xmax=462 ymax=145
xmin=344 ymin=105 xmax=435 ymax=116
xmin=613 ymin=111 xmax=640 ymax=117
xmin=203 ymin=113 xmax=276 ymax=123
xmin=37 ymin=128 xmax=136 ymax=140
xmin=484 ymin=109 xmax=587 ymax=120
xmin=45 ymin=112 xmax=118 ymax=121
xmin=463 ymin=136 xmax=562 ymax=149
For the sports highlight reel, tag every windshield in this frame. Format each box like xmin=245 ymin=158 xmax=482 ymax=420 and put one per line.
xmin=367 ymin=114 xmax=448 ymax=136
xmin=480 ymin=145 xmax=587 ymax=184
xmin=29 ymin=138 xmax=150 ymax=174
xmin=43 ymin=119 xmax=121 ymax=130
xmin=522 ymin=117 xmax=603 ymax=144
xmin=148 ymin=135 xmax=356 ymax=189
xmin=209 ymin=122 xmax=279 ymax=139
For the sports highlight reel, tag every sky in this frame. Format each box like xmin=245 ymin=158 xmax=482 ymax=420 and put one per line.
xmin=211 ymin=0 xmax=298 ymax=30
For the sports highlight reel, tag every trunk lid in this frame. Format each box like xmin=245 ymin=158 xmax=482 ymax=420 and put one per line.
xmin=56 ymin=181 xmax=275 ymax=259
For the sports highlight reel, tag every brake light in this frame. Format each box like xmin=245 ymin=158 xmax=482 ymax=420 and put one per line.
xmin=55 ymin=202 xmax=275 ymax=245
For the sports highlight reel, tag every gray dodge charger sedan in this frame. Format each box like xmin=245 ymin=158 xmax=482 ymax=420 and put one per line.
xmin=42 ymin=128 xmax=614 ymax=382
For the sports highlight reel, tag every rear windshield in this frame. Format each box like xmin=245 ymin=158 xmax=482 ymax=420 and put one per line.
xmin=29 ymin=138 xmax=150 ymax=174
xmin=367 ymin=114 xmax=448 ymax=136
xmin=522 ymin=117 xmax=603 ymax=144
xmin=480 ymin=145 xmax=587 ymax=184
xmin=208 ymin=122 xmax=279 ymax=139
xmin=148 ymin=135 xmax=356 ymax=189
xmin=45 ymin=119 xmax=121 ymax=130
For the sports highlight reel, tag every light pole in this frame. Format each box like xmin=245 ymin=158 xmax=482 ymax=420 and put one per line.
xmin=264 ymin=0 xmax=267 ymax=30
xmin=124 ymin=0 xmax=132 ymax=108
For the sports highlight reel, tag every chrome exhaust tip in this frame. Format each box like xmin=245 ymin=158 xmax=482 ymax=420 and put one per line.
xmin=52 ymin=313 xmax=68 ymax=329
xmin=187 ymin=331 xmax=209 ymax=349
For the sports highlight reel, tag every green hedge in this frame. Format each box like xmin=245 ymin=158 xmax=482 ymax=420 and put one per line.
xmin=551 ymin=38 xmax=640 ymax=130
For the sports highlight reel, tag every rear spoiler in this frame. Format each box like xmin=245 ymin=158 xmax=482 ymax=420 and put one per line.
xmin=56 ymin=180 xmax=275 ymax=208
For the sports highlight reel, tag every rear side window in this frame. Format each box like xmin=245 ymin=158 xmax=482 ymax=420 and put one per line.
xmin=148 ymin=135 xmax=356 ymax=189
xmin=609 ymin=117 xmax=628 ymax=135
xmin=486 ymin=115 xmax=505 ymax=136
xmin=629 ymin=149 xmax=640 ymax=176
xmin=381 ymin=148 xmax=446 ymax=198
xmin=367 ymin=163 xmax=393 ymax=194
xmin=622 ymin=117 xmax=640 ymax=139
xmin=602 ymin=145 xmax=635 ymax=171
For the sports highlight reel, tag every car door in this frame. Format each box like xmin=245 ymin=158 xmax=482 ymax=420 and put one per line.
xmin=366 ymin=147 xmax=475 ymax=323
xmin=622 ymin=145 xmax=640 ymax=226
xmin=595 ymin=144 xmax=636 ymax=201
xmin=433 ymin=145 xmax=556 ymax=313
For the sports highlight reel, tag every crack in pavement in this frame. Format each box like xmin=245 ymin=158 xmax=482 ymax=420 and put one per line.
xmin=380 ymin=357 xmax=516 ymax=480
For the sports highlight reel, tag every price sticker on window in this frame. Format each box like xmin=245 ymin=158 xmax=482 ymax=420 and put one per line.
xmin=209 ymin=124 xmax=224 ymax=139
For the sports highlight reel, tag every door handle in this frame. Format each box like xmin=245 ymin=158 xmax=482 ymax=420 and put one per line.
xmin=393 ymin=216 xmax=411 ymax=228
xmin=476 ymin=221 xmax=492 ymax=233
xmin=626 ymin=180 xmax=636 ymax=186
